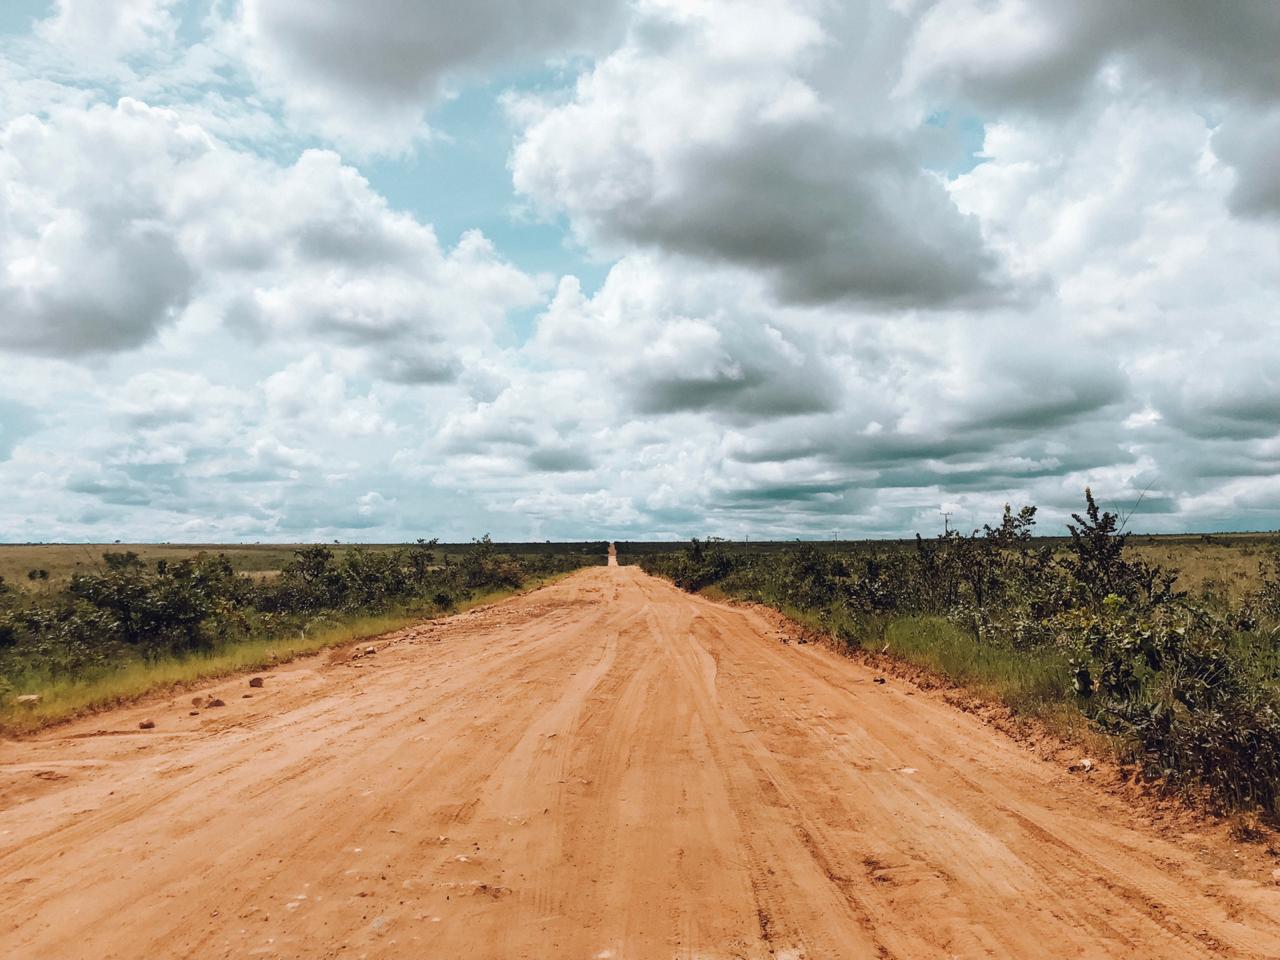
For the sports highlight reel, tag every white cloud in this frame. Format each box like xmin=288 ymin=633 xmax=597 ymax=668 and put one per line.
xmin=36 ymin=0 xmax=181 ymax=59
xmin=0 ymin=98 xmax=544 ymax=377
xmin=532 ymin=258 xmax=840 ymax=420
xmin=0 ymin=99 xmax=204 ymax=355
xmin=901 ymin=0 xmax=1280 ymax=226
xmin=510 ymin=0 xmax=1006 ymax=308
xmin=900 ymin=0 xmax=1280 ymax=111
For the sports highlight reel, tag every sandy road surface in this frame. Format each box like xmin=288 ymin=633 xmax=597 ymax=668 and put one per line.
xmin=3 ymin=565 xmax=1280 ymax=960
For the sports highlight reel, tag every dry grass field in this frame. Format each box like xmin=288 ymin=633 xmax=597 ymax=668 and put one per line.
xmin=0 ymin=543 xmax=303 ymax=585
xmin=1127 ymin=533 xmax=1280 ymax=603
xmin=0 ymin=541 xmax=604 ymax=587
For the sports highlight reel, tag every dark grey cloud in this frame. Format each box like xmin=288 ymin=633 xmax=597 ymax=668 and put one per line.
xmin=381 ymin=353 xmax=460 ymax=386
xmin=908 ymin=0 xmax=1280 ymax=112
xmin=632 ymin=361 xmax=835 ymax=420
xmin=1163 ymin=395 xmax=1280 ymax=442
xmin=237 ymin=0 xmax=626 ymax=148
xmin=0 ymin=221 xmax=194 ymax=357
xmin=245 ymin=0 xmax=622 ymax=98
xmin=1152 ymin=353 xmax=1280 ymax=441
xmin=604 ymin=127 xmax=1005 ymax=309
xmin=729 ymin=480 xmax=857 ymax=504
xmin=526 ymin=447 xmax=593 ymax=473
xmin=951 ymin=356 xmax=1127 ymax=433
xmin=1214 ymin=109 xmax=1280 ymax=220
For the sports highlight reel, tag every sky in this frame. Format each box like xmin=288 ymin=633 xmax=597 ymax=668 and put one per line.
xmin=0 ymin=0 xmax=1278 ymax=543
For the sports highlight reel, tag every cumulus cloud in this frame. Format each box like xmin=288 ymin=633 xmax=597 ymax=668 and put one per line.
xmin=0 ymin=99 xmax=201 ymax=355
xmin=901 ymin=0 xmax=1280 ymax=222
xmin=533 ymin=260 xmax=840 ymax=421
xmin=510 ymin=0 xmax=1007 ymax=309
xmin=900 ymin=0 xmax=1280 ymax=110
xmin=36 ymin=0 xmax=180 ymax=59
xmin=233 ymin=0 xmax=626 ymax=152
xmin=0 ymin=98 xmax=544 ymax=376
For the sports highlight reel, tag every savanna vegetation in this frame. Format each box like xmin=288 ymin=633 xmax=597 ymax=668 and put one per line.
xmin=0 ymin=537 xmax=604 ymax=730
xmin=624 ymin=495 xmax=1280 ymax=817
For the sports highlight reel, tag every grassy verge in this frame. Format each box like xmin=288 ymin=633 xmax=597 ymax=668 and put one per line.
xmin=739 ymin=598 xmax=1101 ymax=746
xmin=1 ymin=574 xmax=569 ymax=736
xmin=869 ymin=615 xmax=1097 ymax=742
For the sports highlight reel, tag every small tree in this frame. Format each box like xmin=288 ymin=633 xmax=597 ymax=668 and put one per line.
xmin=1064 ymin=489 xmax=1177 ymax=608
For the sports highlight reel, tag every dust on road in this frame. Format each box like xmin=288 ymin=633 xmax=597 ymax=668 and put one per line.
xmin=2 ymin=564 xmax=1279 ymax=958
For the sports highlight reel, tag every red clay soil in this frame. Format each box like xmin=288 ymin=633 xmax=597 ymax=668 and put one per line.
xmin=2 ymin=565 xmax=1279 ymax=958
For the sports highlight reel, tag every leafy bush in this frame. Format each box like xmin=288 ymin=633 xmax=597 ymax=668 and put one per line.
xmin=67 ymin=552 xmax=247 ymax=661
xmin=1065 ymin=489 xmax=1179 ymax=608
xmin=1057 ymin=598 xmax=1280 ymax=810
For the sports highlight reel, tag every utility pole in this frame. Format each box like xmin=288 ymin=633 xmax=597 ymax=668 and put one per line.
xmin=940 ymin=511 xmax=953 ymax=535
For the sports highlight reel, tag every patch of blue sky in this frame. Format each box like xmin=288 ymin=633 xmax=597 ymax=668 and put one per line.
xmin=0 ymin=0 xmax=49 ymax=34
xmin=363 ymin=71 xmax=613 ymax=339
xmin=924 ymin=110 xmax=987 ymax=177
xmin=173 ymin=0 xmax=212 ymax=45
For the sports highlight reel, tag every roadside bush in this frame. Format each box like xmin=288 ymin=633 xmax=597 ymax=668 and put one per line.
xmin=1240 ymin=555 xmax=1280 ymax=630
xmin=642 ymin=537 xmax=741 ymax=592
xmin=2 ymin=601 xmax=121 ymax=678
xmin=67 ymin=552 xmax=246 ymax=661
xmin=457 ymin=535 xmax=524 ymax=591
xmin=1064 ymin=490 xmax=1180 ymax=608
xmin=1057 ymin=598 xmax=1280 ymax=811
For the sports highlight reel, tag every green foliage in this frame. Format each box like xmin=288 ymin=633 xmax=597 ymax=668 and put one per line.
xmin=1065 ymin=489 xmax=1180 ymax=607
xmin=1238 ymin=554 xmax=1280 ymax=630
xmin=1058 ymin=599 xmax=1280 ymax=810
xmin=3 ymin=599 xmax=121 ymax=677
xmin=65 ymin=552 xmax=247 ymax=661
xmin=649 ymin=537 xmax=739 ymax=591
xmin=457 ymin=535 xmax=524 ymax=591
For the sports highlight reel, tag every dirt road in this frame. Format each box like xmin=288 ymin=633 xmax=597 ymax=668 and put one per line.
xmin=3 ymin=565 xmax=1280 ymax=959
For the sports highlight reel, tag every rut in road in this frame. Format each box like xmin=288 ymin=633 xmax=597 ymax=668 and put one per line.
xmin=2 ymin=564 xmax=1280 ymax=959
